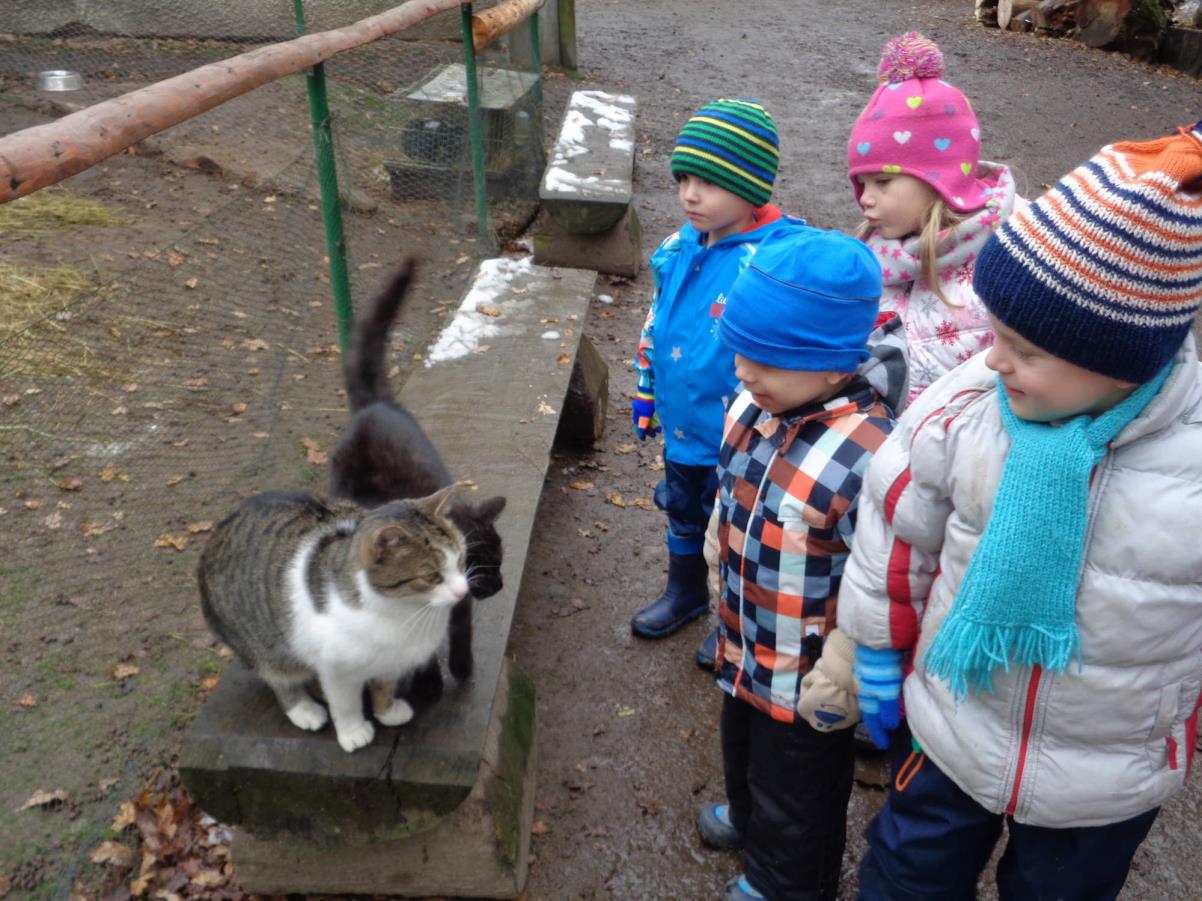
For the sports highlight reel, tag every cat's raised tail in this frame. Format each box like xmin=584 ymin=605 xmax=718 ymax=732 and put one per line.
xmin=345 ymin=258 xmax=416 ymax=412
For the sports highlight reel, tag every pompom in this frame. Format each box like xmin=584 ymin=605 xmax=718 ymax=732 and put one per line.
xmin=877 ymin=32 xmax=945 ymax=84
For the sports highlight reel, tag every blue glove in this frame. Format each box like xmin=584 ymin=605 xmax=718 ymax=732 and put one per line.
xmin=632 ymin=389 xmax=661 ymax=441
xmin=854 ymin=644 xmax=903 ymax=750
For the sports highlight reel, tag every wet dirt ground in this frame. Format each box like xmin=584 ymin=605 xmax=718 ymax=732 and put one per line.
xmin=509 ymin=1 xmax=1202 ymax=899
xmin=2 ymin=0 xmax=1201 ymax=898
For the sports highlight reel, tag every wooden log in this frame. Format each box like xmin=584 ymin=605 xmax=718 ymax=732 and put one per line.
xmin=0 ymin=0 xmax=464 ymax=205
xmin=1076 ymin=0 xmax=1167 ymax=57
xmin=998 ymin=0 xmax=1040 ymax=29
xmin=1031 ymin=0 xmax=1077 ymax=35
xmin=1075 ymin=0 xmax=1131 ymax=46
xmin=557 ymin=0 xmax=578 ymax=70
xmin=471 ymin=0 xmax=546 ymax=51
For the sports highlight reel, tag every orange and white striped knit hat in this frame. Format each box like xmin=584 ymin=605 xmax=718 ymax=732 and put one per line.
xmin=974 ymin=121 xmax=1202 ymax=382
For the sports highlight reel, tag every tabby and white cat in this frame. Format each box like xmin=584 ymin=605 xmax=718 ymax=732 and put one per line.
xmin=330 ymin=260 xmax=506 ymax=701
xmin=198 ymin=488 xmax=468 ymax=752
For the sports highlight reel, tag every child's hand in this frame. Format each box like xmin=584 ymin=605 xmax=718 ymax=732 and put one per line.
xmin=854 ymin=644 xmax=903 ymax=749
xmin=632 ymin=390 xmax=661 ymax=440
xmin=797 ymin=629 xmax=858 ymax=732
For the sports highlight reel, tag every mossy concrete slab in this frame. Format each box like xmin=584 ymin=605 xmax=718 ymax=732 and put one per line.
xmin=230 ymin=660 xmax=538 ymax=898
xmin=535 ymin=202 xmax=642 ymax=277
xmin=540 ymin=90 xmax=637 ymax=234
xmin=181 ymin=259 xmax=597 ymax=892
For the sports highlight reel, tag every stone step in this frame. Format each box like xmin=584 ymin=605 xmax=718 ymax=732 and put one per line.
xmin=180 ymin=257 xmax=602 ymax=896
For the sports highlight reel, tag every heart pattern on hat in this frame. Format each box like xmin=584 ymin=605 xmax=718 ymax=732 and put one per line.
xmin=971 ymin=127 xmax=980 ymax=141
xmin=894 ymin=131 xmax=912 ymax=145
xmin=934 ymin=138 xmax=951 ymax=152
xmin=906 ymin=96 xmax=923 ymax=110
xmin=857 ymin=142 xmax=872 ymax=155
xmin=960 ymin=162 xmax=973 ymax=176
xmin=883 ymin=164 xmax=902 ymax=173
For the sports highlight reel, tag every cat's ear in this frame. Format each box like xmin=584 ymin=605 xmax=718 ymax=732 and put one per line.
xmin=367 ymin=524 xmax=409 ymax=564
xmin=475 ymin=495 xmax=506 ymax=524
xmin=423 ymin=485 xmax=456 ymax=516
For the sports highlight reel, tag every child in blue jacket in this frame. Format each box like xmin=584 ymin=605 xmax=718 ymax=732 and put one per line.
xmin=632 ymin=98 xmax=805 ymax=655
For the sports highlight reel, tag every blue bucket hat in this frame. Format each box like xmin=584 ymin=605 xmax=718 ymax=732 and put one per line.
xmin=720 ymin=230 xmax=883 ymax=372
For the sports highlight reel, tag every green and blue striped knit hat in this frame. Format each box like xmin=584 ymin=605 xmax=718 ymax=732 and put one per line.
xmin=670 ymin=98 xmax=780 ymax=208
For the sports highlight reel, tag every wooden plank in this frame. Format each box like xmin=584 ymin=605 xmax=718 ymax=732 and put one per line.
xmin=471 ymin=0 xmax=545 ymax=51
xmin=0 ymin=0 xmax=464 ymax=204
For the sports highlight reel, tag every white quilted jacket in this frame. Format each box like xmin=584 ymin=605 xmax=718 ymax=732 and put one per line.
xmin=838 ymin=337 xmax=1202 ymax=827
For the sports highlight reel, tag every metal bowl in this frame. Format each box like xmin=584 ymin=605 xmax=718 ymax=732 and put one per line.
xmin=35 ymin=70 xmax=83 ymax=92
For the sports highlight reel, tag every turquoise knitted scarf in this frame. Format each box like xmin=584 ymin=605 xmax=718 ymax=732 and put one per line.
xmin=923 ymin=365 xmax=1172 ymax=699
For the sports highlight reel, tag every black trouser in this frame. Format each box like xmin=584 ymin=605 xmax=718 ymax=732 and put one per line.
xmin=858 ymin=723 xmax=1159 ymax=901
xmin=721 ymin=693 xmax=855 ymax=900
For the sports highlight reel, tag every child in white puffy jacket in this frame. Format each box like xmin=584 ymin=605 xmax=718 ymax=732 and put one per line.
xmin=829 ymin=122 xmax=1202 ymax=900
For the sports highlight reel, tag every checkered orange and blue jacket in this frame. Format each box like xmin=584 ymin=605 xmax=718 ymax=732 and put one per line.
xmin=716 ymin=377 xmax=898 ymax=723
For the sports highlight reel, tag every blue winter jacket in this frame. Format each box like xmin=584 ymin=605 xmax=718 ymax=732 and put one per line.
xmin=635 ymin=207 xmax=808 ymax=465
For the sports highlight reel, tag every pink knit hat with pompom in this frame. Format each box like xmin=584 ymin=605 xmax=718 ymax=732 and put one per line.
xmin=848 ymin=33 xmax=991 ymax=213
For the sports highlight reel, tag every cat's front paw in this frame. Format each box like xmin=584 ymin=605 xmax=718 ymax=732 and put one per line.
xmin=285 ymin=697 xmax=329 ymax=732
xmin=334 ymin=718 xmax=375 ymax=752
xmin=375 ymin=698 xmax=414 ymax=727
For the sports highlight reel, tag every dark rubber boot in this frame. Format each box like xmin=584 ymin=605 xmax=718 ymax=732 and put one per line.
xmin=631 ymin=554 xmax=709 ymax=638
xmin=695 ymin=628 xmax=719 ymax=670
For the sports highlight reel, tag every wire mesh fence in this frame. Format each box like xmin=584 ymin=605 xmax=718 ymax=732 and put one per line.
xmin=0 ymin=2 xmax=549 ymax=892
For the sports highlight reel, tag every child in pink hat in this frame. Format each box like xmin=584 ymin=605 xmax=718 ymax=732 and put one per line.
xmin=847 ymin=32 xmax=1026 ymax=404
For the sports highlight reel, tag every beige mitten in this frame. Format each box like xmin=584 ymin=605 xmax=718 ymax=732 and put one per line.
xmin=702 ymin=504 xmax=722 ymax=599
xmin=797 ymin=628 xmax=859 ymax=732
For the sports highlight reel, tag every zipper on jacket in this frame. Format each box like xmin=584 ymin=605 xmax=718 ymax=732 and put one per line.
xmin=731 ymin=442 xmax=778 ymax=696
xmin=1004 ymin=455 xmax=1110 ymax=816
xmin=1006 ymin=664 xmax=1042 ymax=816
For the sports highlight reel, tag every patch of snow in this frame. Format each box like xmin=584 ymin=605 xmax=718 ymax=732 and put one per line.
xmin=596 ymin=294 xmax=614 ymax=304
xmin=426 ymin=257 xmax=535 ymax=366
xmin=541 ymin=330 xmax=561 ymax=340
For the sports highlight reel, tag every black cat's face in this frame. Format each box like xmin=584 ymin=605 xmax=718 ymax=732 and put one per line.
xmin=455 ymin=496 xmax=506 ymax=599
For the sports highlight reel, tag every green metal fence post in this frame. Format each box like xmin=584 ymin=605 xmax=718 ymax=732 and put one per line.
xmin=529 ymin=4 xmax=542 ymax=110
xmin=293 ymin=0 xmax=354 ymax=352
xmin=460 ymin=2 xmax=490 ymax=238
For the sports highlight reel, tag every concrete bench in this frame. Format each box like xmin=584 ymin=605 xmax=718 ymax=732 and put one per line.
xmin=534 ymin=89 xmax=641 ymax=277
xmin=180 ymin=258 xmax=604 ymax=898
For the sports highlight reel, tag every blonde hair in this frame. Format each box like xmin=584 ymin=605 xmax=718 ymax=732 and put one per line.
xmin=858 ymin=196 xmax=968 ymax=308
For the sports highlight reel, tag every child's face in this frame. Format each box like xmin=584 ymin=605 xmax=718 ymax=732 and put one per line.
xmin=856 ymin=173 xmax=939 ymax=240
xmin=985 ymin=316 xmax=1136 ymax=422
xmin=678 ymin=174 xmax=757 ymax=244
xmin=734 ymin=355 xmax=850 ymax=415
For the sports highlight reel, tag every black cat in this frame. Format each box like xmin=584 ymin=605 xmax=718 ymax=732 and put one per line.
xmin=330 ymin=260 xmax=506 ymax=701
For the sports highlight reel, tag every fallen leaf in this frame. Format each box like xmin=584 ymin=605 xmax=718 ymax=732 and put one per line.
xmin=531 ymin=820 xmax=551 ymax=835
xmin=113 ymin=664 xmax=141 ymax=680
xmin=99 ymin=464 xmax=121 ymax=482
xmin=240 ymin=338 xmax=269 ymax=351
xmin=165 ymin=474 xmax=187 ymax=486
xmin=593 ymin=520 xmax=609 ymax=532
xmin=186 ymin=521 xmax=213 ymax=534
xmin=89 ymin=840 xmax=134 ymax=868
xmin=17 ymin=694 xmax=37 ymax=707
xmin=614 ymin=443 xmax=638 ymax=454
xmin=616 ymin=706 xmax=636 ymax=717
xmin=2 ymin=394 xmax=20 ymax=407
xmin=474 ymin=344 xmax=491 ymax=354
xmin=300 ymin=437 xmax=327 ymax=465
xmin=153 ymin=533 xmax=188 ymax=551
xmin=24 ymin=499 xmax=43 ymax=510
xmin=182 ymin=377 xmax=208 ymax=388
xmin=537 ymin=400 xmax=556 ymax=416
xmin=606 ymin=492 xmax=627 ymax=508
xmin=19 ymin=788 xmax=69 ymax=810
xmin=556 ymin=353 xmax=572 ymax=365
xmin=476 ymin=303 xmax=502 ymax=317
xmin=199 ymin=675 xmax=220 ymax=692
xmin=637 ymin=797 xmax=659 ymax=816
xmin=629 ymin=497 xmax=654 ymax=508
xmin=568 ymin=480 xmax=594 ymax=491
xmin=577 ymin=529 xmax=594 ymax=538
xmin=183 ymin=277 xmax=199 ymax=289
xmin=167 ymin=252 xmax=184 ymax=267
xmin=82 ymin=521 xmax=116 ymax=537
xmin=191 ymin=869 xmax=224 ymax=888
xmin=228 ymin=402 xmax=247 ymax=415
